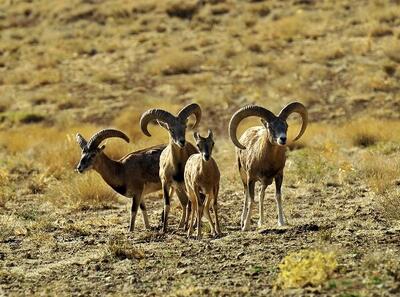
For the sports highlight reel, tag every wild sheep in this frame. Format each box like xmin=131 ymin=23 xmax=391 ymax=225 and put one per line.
xmin=228 ymin=102 xmax=308 ymax=231
xmin=185 ymin=130 xmax=221 ymax=239
xmin=75 ymin=128 xmax=166 ymax=233
xmin=140 ymin=103 xmax=201 ymax=233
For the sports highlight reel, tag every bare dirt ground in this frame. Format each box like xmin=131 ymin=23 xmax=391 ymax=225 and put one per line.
xmin=1 ymin=0 xmax=400 ymax=296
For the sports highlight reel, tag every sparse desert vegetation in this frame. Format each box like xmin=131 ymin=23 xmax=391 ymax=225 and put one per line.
xmin=0 ymin=0 xmax=400 ymax=296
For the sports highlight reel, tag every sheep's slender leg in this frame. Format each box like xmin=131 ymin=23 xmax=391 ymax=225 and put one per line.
xmin=242 ymin=180 xmax=255 ymax=231
xmin=213 ymin=186 xmax=222 ymax=236
xmin=176 ymin=188 xmax=188 ymax=229
xmin=240 ymin=181 xmax=248 ymax=229
xmin=187 ymin=189 xmax=196 ymax=238
xmin=162 ymin=183 xmax=171 ymax=233
xmin=203 ymin=195 xmax=216 ymax=236
xmin=185 ymin=200 xmax=191 ymax=231
xmin=139 ymin=200 xmax=150 ymax=230
xmin=258 ymin=185 xmax=267 ymax=227
xmin=159 ymin=188 xmax=174 ymax=226
xmin=129 ymin=195 xmax=140 ymax=232
xmin=275 ymin=173 xmax=286 ymax=226
xmin=195 ymin=190 xmax=204 ymax=240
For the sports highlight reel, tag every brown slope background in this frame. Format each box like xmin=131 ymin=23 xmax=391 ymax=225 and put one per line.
xmin=0 ymin=0 xmax=400 ymax=296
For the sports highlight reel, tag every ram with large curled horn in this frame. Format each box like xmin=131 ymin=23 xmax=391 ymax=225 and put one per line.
xmin=228 ymin=102 xmax=308 ymax=231
xmin=75 ymin=128 xmax=166 ymax=233
xmin=140 ymin=103 xmax=202 ymax=233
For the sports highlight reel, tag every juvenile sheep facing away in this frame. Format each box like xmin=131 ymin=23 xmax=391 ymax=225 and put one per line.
xmin=229 ymin=102 xmax=308 ymax=231
xmin=75 ymin=129 xmax=166 ymax=233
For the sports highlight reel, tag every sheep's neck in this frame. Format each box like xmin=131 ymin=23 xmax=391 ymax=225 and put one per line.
xmin=170 ymin=140 xmax=186 ymax=163
xmin=93 ymin=152 xmax=124 ymax=188
xmin=259 ymin=131 xmax=286 ymax=166
xmin=199 ymin=156 xmax=213 ymax=170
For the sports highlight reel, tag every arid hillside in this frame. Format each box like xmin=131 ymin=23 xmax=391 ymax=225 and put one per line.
xmin=0 ymin=0 xmax=400 ymax=296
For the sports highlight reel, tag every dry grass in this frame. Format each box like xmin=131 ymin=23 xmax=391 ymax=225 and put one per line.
xmin=259 ymin=10 xmax=326 ymax=41
xmin=46 ymin=172 xmax=120 ymax=210
xmin=384 ymin=38 xmax=400 ymax=63
xmin=357 ymin=152 xmax=399 ymax=194
xmin=0 ymin=215 xmax=28 ymax=240
xmin=377 ymin=189 xmax=400 ymax=221
xmin=105 ymin=237 xmax=145 ymax=261
xmin=341 ymin=118 xmax=392 ymax=148
xmin=146 ymin=48 xmax=203 ymax=75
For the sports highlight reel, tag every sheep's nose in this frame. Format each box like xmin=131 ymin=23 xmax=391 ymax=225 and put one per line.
xmin=278 ymin=136 xmax=287 ymax=145
xmin=203 ymin=154 xmax=210 ymax=161
xmin=178 ymin=139 xmax=186 ymax=147
xmin=76 ymin=165 xmax=83 ymax=173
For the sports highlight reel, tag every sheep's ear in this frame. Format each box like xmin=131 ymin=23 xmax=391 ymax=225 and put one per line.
xmin=193 ymin=131 xmax=200 ymax=142
xmin=261 ymin=119 xmax=269 ymax=128
xmin=207 ymin=129 xmax=213 ymax=140
xmin=76 ymin=133 xmax=87 ymax=149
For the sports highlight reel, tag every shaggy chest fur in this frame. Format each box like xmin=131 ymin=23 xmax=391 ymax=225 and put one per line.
xmin=238 ymin=126 xmax=287 ymax=182
xmin=160 ymin=142 xmax=197 ymax=186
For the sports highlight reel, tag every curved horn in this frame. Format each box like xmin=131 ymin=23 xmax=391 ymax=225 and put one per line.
xmin=87 ymin=129 xmax=130 ymax=150
xmin=177 ymin=103 xmax=202 ymax=129
xmin=278 ymin=102 xmax=308 ymax=141
xmin=229 ymin=105 xmax=276 ymax=149
xmin=140 ymin=109 xmax=176 ymax=137
xmin=76 ymin=133 xmax=88 ymax=149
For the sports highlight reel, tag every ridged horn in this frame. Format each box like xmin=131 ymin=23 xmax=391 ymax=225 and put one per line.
xmin=87 ymin=129 xmax=129 ymax=150
xmin=177 ymin=103 xmax=202 ymax=129
xmin=76 ymin=133 xmax=88 ymax=149
xmin=140 ymin=109 xmax=176 ymax=137
xmin=229 ymin=105 xmax=276 ymax=149
xmin=278 ymin=102 xmax=308 ymax=141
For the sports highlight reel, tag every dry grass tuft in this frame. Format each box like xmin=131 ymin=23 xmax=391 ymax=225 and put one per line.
xmin=259 ymin=11 xmax=325 ymax=41
xmin=165 ymin=0 xmax=200 ymax=20
xmin=38 ymin=133 xmax=81 ymax=178
xmin=0 ymin=111 xmax=46 ymax=125
xmin=358 ymin=152 xmax=399 ymax=195
xmin=377 ymin=189 xmax=400 ymax=221
xmin=47 ymin=172 xmax=120 ymax=210
xmin=369 ymin=24 xmax=393 ymax=37
xmin=277 ymin=249 xmax=337 ymax=289
xmin=352 ymin=133 xmax=378 ymax=148
xmin=0 ymin=269 xmax=24 ymax=285
xmin=147 ymin=49 xmax=203 ymax=75
xmin=384 ymin=39 xmax=400 ymax=63
xmin=105 ymin=237 xmax=145 ymax=260
xmin=340 ymin=118 xmax=400 ymax=148
xmin=0 ymin=215 xmax=27 ymax=240
xmin=64 ymin=221 xmax=91 ymax=237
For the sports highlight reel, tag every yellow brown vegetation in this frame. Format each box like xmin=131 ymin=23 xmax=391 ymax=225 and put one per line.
xmin=277 ymin=249 xmax=338 ymax=289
